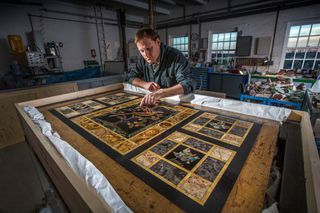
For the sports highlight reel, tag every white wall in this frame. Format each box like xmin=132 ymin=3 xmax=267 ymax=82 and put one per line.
xmin=0 ymin=2 xmax=140 ymax=77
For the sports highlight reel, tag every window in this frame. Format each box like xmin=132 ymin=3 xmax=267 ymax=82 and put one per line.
xmin=211 ymin=32 xmax=237 ymax=65
xmin=283 ymin=23 xmax=320 ymax=70
xmin=172 ymin=36 xmax=189 ymax=58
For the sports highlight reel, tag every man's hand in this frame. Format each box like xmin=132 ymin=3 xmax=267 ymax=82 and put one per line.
xmin=132 ymin=78 xmax=160 ymax=92
xmin=140 ymin=90 xmax=163 ymax=106
xmin=143 ymin=82 xmax=160 ymax=92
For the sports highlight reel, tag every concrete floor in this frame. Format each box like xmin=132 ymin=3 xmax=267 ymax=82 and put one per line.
xmin=0 ymin=142 xmax=67 ymax=213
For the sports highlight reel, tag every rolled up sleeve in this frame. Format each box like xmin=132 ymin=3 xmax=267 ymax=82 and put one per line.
xmin=175 ymin=55 xmax=195 ymax=94
xmin=126 ymin=60 xmax=143 ymax=84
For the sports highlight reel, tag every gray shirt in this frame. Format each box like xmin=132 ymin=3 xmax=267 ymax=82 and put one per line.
xmin=127 ymin=43 xmax=194 ymax=94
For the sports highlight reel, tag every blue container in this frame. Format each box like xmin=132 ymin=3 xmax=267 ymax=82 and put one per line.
xmin=240 ymin=94 xmax=269 ymax=105
xmin=267 ymin=99 xmax=302 ymax=110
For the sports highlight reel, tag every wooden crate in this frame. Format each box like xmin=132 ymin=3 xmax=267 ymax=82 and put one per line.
xmin=0 ymin=82 xmax=78 ymax=149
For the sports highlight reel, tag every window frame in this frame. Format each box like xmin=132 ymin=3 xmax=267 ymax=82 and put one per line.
xmin=171 ymin=35 xmax=189 ymax=58
xmin=280 ymin=19 xmax=320 ymax=70
xmin=207 ymin=30 xmax=238 ymax=64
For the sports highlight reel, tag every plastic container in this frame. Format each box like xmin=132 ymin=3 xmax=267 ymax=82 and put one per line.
xmin=8 ymin=35 xmax=25 ymax=53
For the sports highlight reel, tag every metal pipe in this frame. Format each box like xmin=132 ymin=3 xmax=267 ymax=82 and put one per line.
xmin=269 ymin=7 xmax=280 ymax=62
xmin=117 ymin=9 xmax=128 ymax=71
xmin=94 ymin=6 xmax=103 ymax=74
xmin=198 ymin=19 xmax=201 ymax=49
xmin=41 ymin=8 xmax=117 ymax=22
xmin=188 ymin=24 xmax=191 ymax=58
xmin=149 ymin=0 xmax=155 ymax=29
xmin=40 ymin=7 xmax=143 ymax=28
xmin=28 ymin=13 xmax=141 ymax=28
xmin=99 ymin=5 xmax=108 ymax=61
xmin=28 ymin=14 xmax=34 ymax=31
xmin=29 ymin=14 xmax=118 ymax=26
xmin=165 ymin=25 xmax=168 ymax=45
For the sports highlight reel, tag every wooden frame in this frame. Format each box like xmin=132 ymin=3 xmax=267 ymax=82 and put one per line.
xmin=287 ymin=111 xmax=320 ymax=213
xmin=15 ymin=83 xmax=319 ymax=213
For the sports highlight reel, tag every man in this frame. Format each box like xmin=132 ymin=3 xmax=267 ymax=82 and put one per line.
xmin=127 ymin=28 xmax=194 ymax=106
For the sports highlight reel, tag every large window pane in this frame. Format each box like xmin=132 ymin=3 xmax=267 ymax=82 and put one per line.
xmin=287 ymin=37 xmax=297 ymax=48
xmin=299 ymin=25 xmax=311 ymax=36
xmin=283 ymin=60 xmax=293 ymax=69
xmin=314 ymin=60 xmax=320 ymax=69
xmin=293 ymin=60 xmax=303 ymax=69
xmin=212 ymin=43 xmax=218 ymax=50
xmin=308 ymin=36 xmax=320 ymax=47
xmin=224 ymin=33 xmax=231 ymax=41
xmin=303 ymin=60 xmax=314 ymax=69
xmin=218 ymin=42 xmax=223 ymax=50
xmin=306 ymin=50 xmax=317 ymax=59
xmin=285 ymin=50 xmax=295 ymax=59
xmin=223 ymin=42 xmax=230 ymax=49
xmin=212 ymin=34 xmax=218 ymax=42
xmin=297 ymin=37 xmax=308 ymax=47
xmin=295 ymin=50 xmax=306 ymax=59
xmin=289 ymin=26 xmax=300 ymax=37
xmin=230 ymin=42 xmax=236 ymax=49
xmin=218 ymin=33 xmax=224 ymax=41
xmin=231 ymin=32 xmax=237 ymax=41
xmin=311 ymin=24 xmax=320 ymax=35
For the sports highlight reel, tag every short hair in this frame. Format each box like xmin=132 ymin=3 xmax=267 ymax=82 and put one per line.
xmin=135 ymin=28 xmax=160 ymax=44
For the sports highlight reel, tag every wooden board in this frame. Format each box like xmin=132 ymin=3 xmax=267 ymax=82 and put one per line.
xmin=289 ymin=111 xmax=320 ymax=213
xmin=0 ymin=82 xmax=78 ymax=149
xmin=15 ymin=84 xmax=280 ymax=212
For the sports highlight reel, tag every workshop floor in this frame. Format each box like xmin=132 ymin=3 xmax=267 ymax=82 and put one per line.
xmin=0 ymin=142 xmax=66 ymax=213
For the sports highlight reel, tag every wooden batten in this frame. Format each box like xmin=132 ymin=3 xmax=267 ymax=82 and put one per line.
xmin=299 ymin=111 xmax=320 ymax=213
xmin=18 ymin=83 xmax=123 ymax=108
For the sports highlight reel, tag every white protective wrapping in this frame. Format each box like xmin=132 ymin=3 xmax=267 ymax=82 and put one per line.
xmin=23 ymin=106 xmax=133 ymax=213
xmin=123 ymin=83 xmax=291 ymax=123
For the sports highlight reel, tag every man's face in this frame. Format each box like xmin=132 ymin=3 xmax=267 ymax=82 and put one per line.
xmin=136 ymin=37 xmax=161 ymax=64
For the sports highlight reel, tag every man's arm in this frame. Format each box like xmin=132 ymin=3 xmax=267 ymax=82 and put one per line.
xmin=140 ymin=83 xmax=184 ymax=106
xmin=174 ymin=52 xmax=195 ymax=94
xmin=132 ymin=78 xmax=160 ymax=91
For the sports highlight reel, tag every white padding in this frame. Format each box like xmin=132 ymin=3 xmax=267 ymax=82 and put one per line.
xmin=23 ymin=106 xmax=133 ymax=213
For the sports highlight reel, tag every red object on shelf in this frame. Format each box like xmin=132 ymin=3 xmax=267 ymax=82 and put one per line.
xmin=91 ymin=49 xmax=96 ymax=58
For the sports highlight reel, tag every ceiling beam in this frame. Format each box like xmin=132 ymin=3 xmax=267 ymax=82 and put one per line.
xmin=108 ymin=0 xmax=170 ymax=15
xmin=190 ymin=0 xmax=207 ymax=5
xmin=158 ymin=0 xmax=176 ymax=5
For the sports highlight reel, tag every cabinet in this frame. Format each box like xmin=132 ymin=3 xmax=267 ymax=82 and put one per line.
xmin=208 ymin=72 xmax=248 ymax=99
